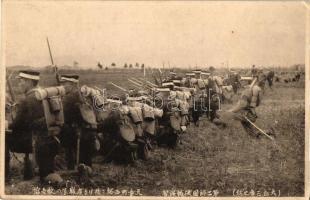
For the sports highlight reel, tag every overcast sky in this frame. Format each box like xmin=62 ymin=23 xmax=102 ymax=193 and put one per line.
xmin=3 ymin=1 xmax=307 ymax=68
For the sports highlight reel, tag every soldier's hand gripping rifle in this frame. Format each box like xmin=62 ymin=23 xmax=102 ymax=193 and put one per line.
xmin=6 ymin=71 xmax=17 ymax=122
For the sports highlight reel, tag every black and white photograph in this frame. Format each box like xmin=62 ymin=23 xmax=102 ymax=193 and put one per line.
xmin=1 ymin=1 xmax=308 ymax=198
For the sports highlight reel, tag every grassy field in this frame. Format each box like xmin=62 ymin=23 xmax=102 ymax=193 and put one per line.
xmin=5 ymin=68 xmax=305 ymax=196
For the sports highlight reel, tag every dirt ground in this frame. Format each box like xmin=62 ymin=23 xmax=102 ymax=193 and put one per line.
xmin=5 ymin=70 xmax=305 ymax=197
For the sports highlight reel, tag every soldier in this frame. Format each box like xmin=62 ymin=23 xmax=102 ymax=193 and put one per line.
xmin=266 ymin=70 xmax=275 ymax=89
xmin=10 ymin=70 xmax=61 ymax=182
xmin=169 ymin=71 xmax=177 ymax=79
xmin=182 ymin=72 xmax=195 ymax=88
xmin=206 ymin=66 xmax=224 ymax=100
xmin=227 ymin=74 xmax=273 ymax=138
xmin=192 ymin=69 xmax=206 ymax=92
xmin=251 ymin=65 xmax=258 ymax=77
xmin=59 ymin=75 xmax=97 ymax=170
xmin=163 ymin=71 xmax=178 ymax=82
xmin=228 ymin=70 xmax=241 ymax=94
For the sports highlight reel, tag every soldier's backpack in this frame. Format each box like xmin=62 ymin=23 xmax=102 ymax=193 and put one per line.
xmin=80 ymin=85 xmax=105 ymax=124
xmin=117 ymin=107 xmax=136 ymax=142
xmin=222 ymin=85 xmax=234 ymax=101
xmin=34 ymin=86 xmax=66 ymax=136
xmin=197 ymin=79 xmax=206 ymax=89
xmin=79 ymin=103 xmax=97 ymax=129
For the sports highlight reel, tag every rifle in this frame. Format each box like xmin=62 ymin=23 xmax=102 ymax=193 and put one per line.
xmin=244 ymin=116 xmax=274 ymax=141
xmin=131 ymin=78 xmax=143 ymax=85
xmin=108 ymin=82 xmax=128 ymax=92
xmin=128 ymin=79 xmax=142 ymax=87
xmin=46 ymin=37 xmax=82 ymax=168
xmin=138 ymin=78 xmax=158 ymax=88
xmin=46 ymin=37 xmax=61 ymax=84
xmin=6 ymin=72 xmax=34 ymax=179
xmin=127 ymin=79 xmax=142 ymax=89
xmin=6 ymin=72 xmax=17 ymax=121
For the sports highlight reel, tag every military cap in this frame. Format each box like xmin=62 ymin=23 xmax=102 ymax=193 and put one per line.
xmin=185 ymin=73 xmax=195 ymax=76
xmin=156 ymin=88 xmax=170 ymax=92
xmin=162 ymin=81 xmax=174 ymax=87
xmin=172 ymin=79 xmax=181 ymax=84
xmin=192 ymin=70 xmax=202 ymax=74
xmin=17 ymin=70 xmax=40 ymax=80
xmin=169 ymin=71 xmax=177 ymax=75
xmin=201 ymin=71 xmax=210 ymax=76
xmin=60 ymin=74 xmax=79 ymax=83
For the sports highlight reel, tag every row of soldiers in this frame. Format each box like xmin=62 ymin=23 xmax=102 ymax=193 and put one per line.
xmin=160 ymin=67 xmax=274 ymax=137
xmin=5 ymin=66 xmax=274 ymax=185
xmin=6 ymin=71 xmax=99 ymax=183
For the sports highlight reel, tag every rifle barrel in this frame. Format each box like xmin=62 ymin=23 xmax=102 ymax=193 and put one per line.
xmin=128 ymin=79 xmax=142 ymax=86
xmin=46 ymin=37 xmax=54 ymax=65
xmin=109 ymin=82 xmax=127 ymax=92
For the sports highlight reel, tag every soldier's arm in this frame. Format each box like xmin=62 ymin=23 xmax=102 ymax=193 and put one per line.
xmin=11 ymin=99 xmax=29 ymax=132
xmin=250 ymin=87 xmax=261 ymax=108
xmin=230 ymin=97 xmax=247 ymax=113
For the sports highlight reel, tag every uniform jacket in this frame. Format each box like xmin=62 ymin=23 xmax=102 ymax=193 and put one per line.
xmin=62 ymin=87 xmax=97 ymax=129
xmin=232 ymin=85 xmax=261 ymax=112
xmin=11 ymin=87 xmax=47 ymax=136
xmin=62 ymin=87 xmax=83 ymax=126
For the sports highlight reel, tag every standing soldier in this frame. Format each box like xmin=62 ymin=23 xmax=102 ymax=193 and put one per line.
xmin=169 ymin=71 xmax=177 ymax=80
xmin=182 ymin=72 xmax=195 ymax=88
xmin=227 ymin=74 xmax=274 ymax=138
xmin=266 ymin=70 xmax=275 ymax=89
xmin=59 ymin=75 xmax=97 ymax=170
xmin=192 ymin=70 xmax=206 ymax=92
xmin=203 ymin=66 xmax=222 ymax=122
xmin=251 ymin=65 xmax=258 ymax=77
xmin=206 ymin=66 xmax=224 ymax=99
xmin=229 ymin=70 xmax=241 ymax=94
xmin=10 ymin=70 xmax=62 ymax=182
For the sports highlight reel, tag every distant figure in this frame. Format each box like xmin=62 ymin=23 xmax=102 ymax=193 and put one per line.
xmin=251 ymin=65 xmax=258 ymax=77
xmin=228 ymin=70 xmax=241 ymax=94
xmin=266 ymin=71 xmax=275 ymax=89
xmin=295 ymin=72 xmax=301 ymax=82
xmin=97 ymin=62 xmax=103 ymax=69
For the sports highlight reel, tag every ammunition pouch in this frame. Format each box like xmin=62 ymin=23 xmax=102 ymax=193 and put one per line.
xmin=35 ymin=86 xmax=66 ymax=136
xmin=143 ymin=120 xmax=156 ymax=135
xmin=129 ymin=106 xmax=143 ymax=124
xmin=132 ymin=123 xmax=143 ymax=137
xmin=197 ymin=79 xmax=205 ymax=89
xmin=170 ymin=112 xmax=181 ymax=131
xmin=119 ymin=118 xmax=136 ymax=142
xmin=48 ymin=96 xmax=61 ymax=112
xmin=154 ymin=108 xmax=163 ymax=118
xmin=142 ymin=105 xmax=155 ymax=121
